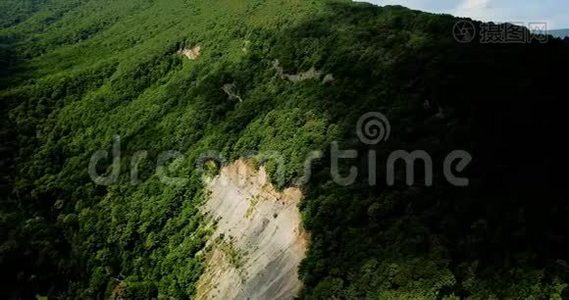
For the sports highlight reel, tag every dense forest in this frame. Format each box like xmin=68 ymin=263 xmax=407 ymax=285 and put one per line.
xmin=1 ymin=0 xmax=569 ymax=298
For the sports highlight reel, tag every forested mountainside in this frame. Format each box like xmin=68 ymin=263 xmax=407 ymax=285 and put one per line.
xmin=1 ymin=0 xmax=569 ymax=298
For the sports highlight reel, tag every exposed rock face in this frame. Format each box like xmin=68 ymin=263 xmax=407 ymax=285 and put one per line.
xmin=178 ymin=45 xmax=201 ymax=60
xmin=272 ymin=59 xmax=333 ymax=84
xmin=196 ymin=160 xmax=307 ymax=300
xmin=221 ymin=83 xmax=243 ymax=102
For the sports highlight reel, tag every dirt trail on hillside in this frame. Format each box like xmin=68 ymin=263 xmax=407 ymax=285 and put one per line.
xmin=196 ymin=160 xmax=308 ymax=300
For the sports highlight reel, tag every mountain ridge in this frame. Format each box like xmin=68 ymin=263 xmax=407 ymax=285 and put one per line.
xmin=549 ymin=28 xmax=569 ymax=38
xmin=1 ymin=0 xmax=569 ymax=298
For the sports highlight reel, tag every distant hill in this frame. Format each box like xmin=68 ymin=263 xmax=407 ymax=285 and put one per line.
xmin=549 ymin=29 xmax=569 ymax=38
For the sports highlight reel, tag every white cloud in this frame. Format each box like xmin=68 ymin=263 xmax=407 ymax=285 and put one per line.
xmin=453 ymin=0 xmax=493 ymax=20
xmin=456 ymin=0 xmax=491 ymax=10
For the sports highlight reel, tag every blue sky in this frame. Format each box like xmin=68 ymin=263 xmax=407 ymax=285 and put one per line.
xmin=359 ymin=0 xmax=569 ymax=29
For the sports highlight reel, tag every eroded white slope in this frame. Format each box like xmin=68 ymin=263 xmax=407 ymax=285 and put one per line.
xmin=196 ymin=160 xmax=307 ymax=300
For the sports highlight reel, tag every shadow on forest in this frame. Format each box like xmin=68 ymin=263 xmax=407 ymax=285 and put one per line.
xmin=275 ymin=1 xmax=569 ymax=297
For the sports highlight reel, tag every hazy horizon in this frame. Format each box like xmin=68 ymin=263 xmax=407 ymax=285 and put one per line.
xmin=359 ymin=0 xmax=569 ymax=29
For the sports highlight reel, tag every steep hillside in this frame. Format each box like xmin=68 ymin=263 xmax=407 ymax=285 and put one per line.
xmin=1 ymin=0 xmax=569 ymax=299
